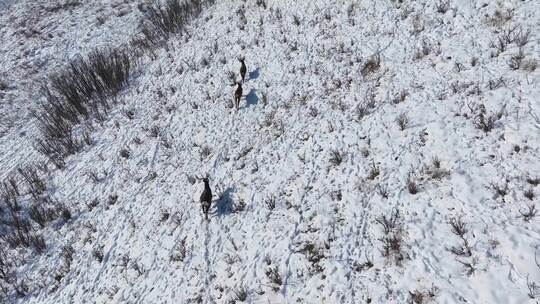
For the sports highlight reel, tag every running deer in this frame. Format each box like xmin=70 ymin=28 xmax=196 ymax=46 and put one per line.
xmin=239 ymin=57 xmax=247 ymax=83
xmin=198 ymin=176 xmax=212 ymax=220
xmin=234 ymin=82 xmax=243 ymax=110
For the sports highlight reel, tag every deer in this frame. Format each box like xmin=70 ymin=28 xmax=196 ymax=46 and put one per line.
xmin=239 ymin=57 xmax=247 ymax=83
xmin=198 ymin=176 xmax=212 ymax=221
xmin=234 ymin=82 xmax=243 ymax=110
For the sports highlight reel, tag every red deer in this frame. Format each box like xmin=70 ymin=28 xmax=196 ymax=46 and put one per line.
xmin=239 ymin=57 xmax=247 ymax=83
xmin=198 ymin=176 xmax=212 ymax=220
xmin=234 ymin=82 xmax=243 ymax=110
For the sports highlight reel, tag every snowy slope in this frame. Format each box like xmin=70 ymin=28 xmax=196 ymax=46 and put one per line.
xmin=0 ymin=0 xmax=144 ymax=172
xmin=1 ymin=0 xmax=540 ymax=303
xmin=0 ymin=1 xmax=15 ymax=11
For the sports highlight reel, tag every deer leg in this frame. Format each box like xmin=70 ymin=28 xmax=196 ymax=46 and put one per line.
xmin=202 ymin=202 xmax=210 ymax=220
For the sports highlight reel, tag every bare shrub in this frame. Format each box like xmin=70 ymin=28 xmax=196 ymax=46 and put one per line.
xmin=377 ymin=209 xmax=400 ymax=235
xmin=139 ymin=0 xmax=205 ymax=48
xmin=2 ymin=181 xmax=20 ymax=211
xmin=13 ymin=278 xmax=29 ymax=297
xmin=513 ymin=26 xmax=531 ymax=47
xmin=392 ymin=90 xmax=408 ymax=104
xmin=56 ymin=244 xmax=74 ymax=283
xmin=396 ymin=113 xmax=409 ymax=131
xmin=265 ymin=265 xmax=282 ymax=292
xmin=89 ymin=49 xmax=132 ymax=97
xmin=409 ymin=286 xmax=439 ymax=304
xmin=527 ymin=177 xmax=540 ymax=186
xmin=522 ymin=59 xmax=538 ymax=72
xmin=508 ymin=50 xmax=524 ymax=70
xmin=376 ymin=209 xmax=405 ymax=264
xmin=36 ymin=48 xmax=132 ymax=166
xmin=473 ymin=114 xmax=497 ymax=133
xmin=524 ymin=189 xmax=535 ymax=200
xmin=31 ymin=234 xmax=46 ymax=254
xmin=520 ymin=204 xmax=537 ymax=222
xmin=18 ymin=165 xmax=46 ymax=200
xmin=226 ymin=70 xmax=236 ymax=85
xmin=223 ymin=253 xmax=240 ymax=265
xmin=49 ymin=48 xmax=131 ymax=116
xmin=3 ymin=214 xmax=43 ymax=251
xmin=260 ymin=92 xmax=268 ymax=107
xmin=170 ymin=237 xmax=187 ymax=262
xmin=367 ymin=161 xmax=380 ymax=180
xmin=457 ymin=258 xmax=477 ymax=276
xmin=352 ymin=258 xmax=373 ymax=272
xmin=200 ymin=146 xmax=212 ymax=159
xmin=308 ymin=106 xmax=318 ymax=118
xmin=255 ymin=0 xmax=267 ymax=9
xmin=232 ymin=285 xmax=248 ymax=302
xmin=449 ymin=238 xmax=472 ymax=257
xmin=29 ymin=204 xmax=56 ymax=228
xmin=292 ymin=15 xmax=301 ymax=26
xmin=330 ymin=190 xmax=342 ymax=202
xmin=298 ymin=241 xmax=325 ymax=273
xmin=57 ymin=203 xmax=72 ymax=221
xmin=490 ymin=180 xmax=509 ymax=201
xmin=0 ymin=248 xmax=12 ymax=290
xmin=232 ymin=200 xmax=246 ymax=213
xmin=454 ymin=62 xmax=465 ymax=72
xmin=4 ymin=176 xmax=19 ymax=197
xmin=487 ymin=8 xmax=514 ymax=26
xmin=329 ymin=150 xmax=344 ymax=167
xmin=361 ymin=53 xmax=381 ymax=77
xmin=411 ymin=14 xmax=425 ymax=34
xmin=34 ymin=100 xmax=80 ymax=169
xmin=406 ymin=174 xmax=419 ymax=194
xmin=93 ymin=246 xmax=104 ymax=262
xmin=490 ymin=35 xmax=509 ymax=55
xmin=487 ymin=77 xmax=506 ymax=90
xmin=432 ymin=157 xmax=441 ymax=169
xmin=355 ymin=103 xmax=369 ymax=120
xmin=377 ymin=184 xmax=389 ymax=199
xmin=414 ymin=39 xmax=434 ymax=60
xmin=449 ymin=216 xmax=467 ymax=237
xmin=365 ymin=87 xmax=377 ymax=108
xmin=86 ymin=199 xmax=99 ymax=211
xmin=424 ymin=158 xmax=449 ymax=181
xmin=108 ymin=194 xmax=119 ymax=205
xmin=448 ymin=216 xmax=472 ymax=257
xmin=527 ymin=276 xmax=540 ymax=299
xmin=435 ymin=0 xmax=450 ymax=13
xmin=355 ymin=90 xmax=377 ymax=121
xmin=473 ymin=108 xmax=501 ymax=133
xmin=264 ymin=196 xmax=276 ymax=211
xmin=119 ymin=148 xmax=130 ymax=159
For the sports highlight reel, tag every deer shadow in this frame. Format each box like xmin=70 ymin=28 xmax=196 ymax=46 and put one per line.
xmin=215 ymin=186 xmax=235 ymax=216
xmin=245 ymin=89 xmax=258 ymax=107
xmin=248 ymin=68 xmax=260 ymax=81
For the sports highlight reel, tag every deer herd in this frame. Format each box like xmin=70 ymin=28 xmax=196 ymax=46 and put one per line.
xmin=198 ymin=57 xmax=248 ymax=221
xmin=233 ymin=57 xmax=246 ymax=110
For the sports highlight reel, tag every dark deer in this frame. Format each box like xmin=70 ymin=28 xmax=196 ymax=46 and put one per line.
xmin=234 ymin=82 xmax=243 ymax=110
xmin=239 ymin=57 xmax=247 ymax=83
xmin=199 ymin=176 xmax=212 ymax=220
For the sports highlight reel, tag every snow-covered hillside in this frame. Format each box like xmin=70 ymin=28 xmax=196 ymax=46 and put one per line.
xmin=1 ymin=0 xmax=539 ymax=303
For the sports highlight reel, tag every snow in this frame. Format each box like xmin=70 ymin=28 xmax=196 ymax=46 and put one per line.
xmin=0 ymin=0 xmax=539 ymax=303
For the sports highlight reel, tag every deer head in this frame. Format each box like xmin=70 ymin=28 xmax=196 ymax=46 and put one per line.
xmin=195 ymin=174 xmax=210 ymax=183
